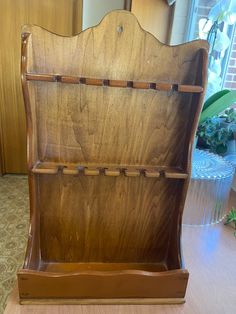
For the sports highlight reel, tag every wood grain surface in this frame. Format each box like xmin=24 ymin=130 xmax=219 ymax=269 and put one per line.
xmin=38 ymin=175 xmax=182 ymax=263
xmin=25 ymin=73 xmax=204 ymax=93
xmin=18 ymin=10 xmax=208 ymax=301
xmin=23 ymin=10 xmax=208 ymax=169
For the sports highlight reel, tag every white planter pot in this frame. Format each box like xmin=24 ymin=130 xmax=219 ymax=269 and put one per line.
xmin=224 ymin=154 xmax=236 ymax=192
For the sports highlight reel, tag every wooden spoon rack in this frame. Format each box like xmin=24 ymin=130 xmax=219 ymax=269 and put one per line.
xmin=18 ymin=10 xmax=208 ymax=304
xmin=25 ymin=72 xmax=204 ymax=93
xmin=31 ymin=161 xmax=188 ymax=178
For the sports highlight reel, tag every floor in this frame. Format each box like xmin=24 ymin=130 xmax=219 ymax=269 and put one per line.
xmin=1 ymin=175 xmax=236 ymax=314
xmin=0 ymin=176 xmax=29 ymax=314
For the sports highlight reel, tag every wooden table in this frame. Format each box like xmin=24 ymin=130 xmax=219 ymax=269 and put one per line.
xmin=4 ymin=190 xmax=236 ymax=314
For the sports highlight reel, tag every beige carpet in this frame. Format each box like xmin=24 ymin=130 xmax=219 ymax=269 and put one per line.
xmin=0 ymin=175 xmax=29 ymax=314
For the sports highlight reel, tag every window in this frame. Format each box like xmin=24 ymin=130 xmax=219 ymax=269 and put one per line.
xmin=185 ymin=0 xmax=236 ymax=99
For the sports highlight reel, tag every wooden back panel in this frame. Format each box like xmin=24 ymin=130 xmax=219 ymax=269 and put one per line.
xmin=21 ymin=10 xmax=208 ymax=268
xmin=38 ymin=175 xmax=183 ymax=263
xmin=23 ymin=10 xmax=208 ymax=169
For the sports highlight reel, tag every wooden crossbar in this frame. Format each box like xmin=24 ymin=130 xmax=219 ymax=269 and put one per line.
xmin=31 ymin=162 xmax=188 ymax=179
xmin=25 ymin=73 xmax=203 ymax=93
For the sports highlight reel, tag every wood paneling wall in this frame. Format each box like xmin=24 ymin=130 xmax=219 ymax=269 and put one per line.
xmin=131 ymin=0 xmax=174 ymax=44
xmin=0 ymin=0 xmax=82 ymax=174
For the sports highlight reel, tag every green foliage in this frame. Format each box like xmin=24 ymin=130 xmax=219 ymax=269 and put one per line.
xmin=197 ymin=118 xmax=233 ymax=154
xmin=200 ymin=90 xmax=236 ymax=124
xmin=202 ymin=90 xmax=229 ymax=112
xmin=220 ymin=108 xmax=236 ymax=123
xmin=224 ymin=207 xmax=236 ymax=237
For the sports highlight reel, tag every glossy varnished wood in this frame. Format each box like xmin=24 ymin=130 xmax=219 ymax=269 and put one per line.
xmin=20 ymin=298 xmax=185 ymax=305
xmin=25 ymin=73 xmax=204 ymax=93
xmin=18 ymin=268 xmax=188 ymax=300
xmin=31 ymin=161 xmax=188 ymax=178
xmin=18 ymin=10 xmax=208 ymax=302
xmin=37 ymin=175 xmax=183 ymax=262
xmin=39 ymin=262 xmax=168 ymax=272
xmin=26 ymin=83 xmax=202 ymax=167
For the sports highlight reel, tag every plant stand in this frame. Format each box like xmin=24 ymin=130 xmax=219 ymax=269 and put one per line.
xmin=183 ymin=149 xmax=234 ymax=225
xmin=224 ymin=154 xmax=236 ymax=191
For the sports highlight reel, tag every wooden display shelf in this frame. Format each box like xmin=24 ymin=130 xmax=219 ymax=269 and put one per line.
xmin=31 ymin=161 xmax=188 ymax=179
xmin=18 ymin=262 xmax=188 ymax=301
xmin=18 ymin=10 xmax=208 ymax=304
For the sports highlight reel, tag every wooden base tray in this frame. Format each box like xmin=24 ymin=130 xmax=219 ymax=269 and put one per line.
xmin=17 ymin=173 xmax=189 ymax=303
xmin=18 ymin=262 xmax=189 ymax=302
xmin=20 ymin=298 xmax=185 ymax=305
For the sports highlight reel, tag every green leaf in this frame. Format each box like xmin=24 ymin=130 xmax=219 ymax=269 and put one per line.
xmin=225 ymin=208 xmax=236 ymax=227
xmin=216 ymin=144 xmax=227 ymax=154
xmin=200 ymin=90 xmax=236 ymax=124
xmin=225 ymin=217 xmax=234 ymax=225
xmin=202 ymin=89 xmax=230 ymax=112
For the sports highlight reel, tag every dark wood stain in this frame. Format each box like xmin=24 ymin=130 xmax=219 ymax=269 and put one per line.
xmin=18 ymin=10 xmax=208 ymax=302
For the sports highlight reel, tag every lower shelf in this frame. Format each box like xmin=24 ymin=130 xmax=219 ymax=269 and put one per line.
xmin=39 ymin=262 xmax=168 ymax=272
xmin=18 ymin=262 xmax=189 ymax=302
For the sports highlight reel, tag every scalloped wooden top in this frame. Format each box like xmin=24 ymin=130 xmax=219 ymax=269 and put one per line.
xmin=22 ymin=10 xmax=208 ymax=83
xmin=22 ymin=10 xmax=208 ymax=168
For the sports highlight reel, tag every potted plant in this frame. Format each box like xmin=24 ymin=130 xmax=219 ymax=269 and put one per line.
xmin=219 ymin=108 xmax=236 ymax=153
xmin=199 ymin=90 xmax=236 ymax=124
xmin=196 ymin=0 xmax=236 ymax=151
xmin=197 ymin=117 xmax=233 ymax=154
xmin=195 ymin=0 xmax=236 ymax=152
xmin=195 ymin=90 xmax=236 ymax=152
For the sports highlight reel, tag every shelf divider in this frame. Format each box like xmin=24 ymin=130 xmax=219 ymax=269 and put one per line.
xmin=31 ymin=161 xmax=188 ymax=179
